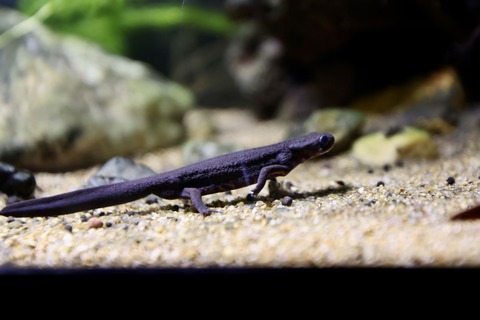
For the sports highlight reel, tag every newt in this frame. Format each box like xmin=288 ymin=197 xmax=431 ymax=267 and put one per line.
xmin=0 ymin=132 xmax=334 ymax=217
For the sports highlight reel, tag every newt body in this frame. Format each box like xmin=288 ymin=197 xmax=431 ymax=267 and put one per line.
xmin=0 ymin=132 xmax=334 ymax=217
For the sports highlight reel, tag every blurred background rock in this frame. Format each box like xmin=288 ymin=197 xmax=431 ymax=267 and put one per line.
xmin=1 ymin=0 xmax=480 ymax=172
xmin=0 ymin=0 xmax=237 ymax=171
xmin=225 ymin=0 xmax=480 ymax=120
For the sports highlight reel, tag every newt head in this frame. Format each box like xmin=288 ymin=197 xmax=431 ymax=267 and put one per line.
xmin=289 ymin=132 xmax=335 ymax=161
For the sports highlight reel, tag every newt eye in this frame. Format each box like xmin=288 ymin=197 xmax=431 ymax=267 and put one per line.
xmin=320 ymin=133 xmax=334 ymax=147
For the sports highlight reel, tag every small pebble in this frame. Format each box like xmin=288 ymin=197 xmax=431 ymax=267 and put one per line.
xmin=383 ymin=164 xmax=392 ymax=172
xmin=64 ymin=224 xmax=73 ymax=232
xmin=376 ymin=181 xmax=385 ymax=187
xmin=88 ymin=217 xmax=103 ymax=229
xmin=446 ymin=177 xmax=455 ymax=185
xmin=367 ymin=169 xmax=374 ymax=174
xmin=105 ymin=221 xmax=113 ymax=228
xmin=6 ymin=216 xmax=14 ymax=223
xmin=281 ymin=196 xmax=293 ymax=206
xmin=145 ymin=195 xmax=159 ymax=204
xmin=336 ymin=180 xmax=345 ymax=186
xmin=80 ymin=214 xmax=88 ymax=222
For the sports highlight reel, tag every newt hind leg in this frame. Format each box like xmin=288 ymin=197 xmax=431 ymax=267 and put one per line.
xmin=180 ymin=187 xmax=219 ymax=215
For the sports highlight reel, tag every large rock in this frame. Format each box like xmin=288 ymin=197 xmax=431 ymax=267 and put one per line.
xmin=351 ymin=126 xmax=438 ymax=167
xmin=225 ymin=0 xmax=480 ymax=119
xmin=0 ymin=8 xmax=193 ymax=172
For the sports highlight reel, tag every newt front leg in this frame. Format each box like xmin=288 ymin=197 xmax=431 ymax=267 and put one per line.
xmin=248 ymin=164 xmax=290 ymax=200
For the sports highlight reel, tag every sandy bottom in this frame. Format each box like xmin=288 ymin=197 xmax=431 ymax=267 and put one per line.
xmin=1 ymin=108 xmax=480 ymax=268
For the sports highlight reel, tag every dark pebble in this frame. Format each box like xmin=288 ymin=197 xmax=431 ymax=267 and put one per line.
xmin=6 ymin=216 xmax=14 ymax=223
xmin=446 ymin=177 xmax=455 ymax=185
xmin=367 ymin=169 xmax=374 ymax=174
xmin=281 ymin=196 xmax=293 ymax=206
xmin=64 ymin=224 xmax=73 ymax=232
xmin=383 ymin=164 xmax=392 ymax=172
xmin=105 ymin=221 xmax=113 ymax=228
xmin=336 ymin=180 xmax=345 ymax=186
xmin=366 ymin=199 xmax=377 ymax=206
xmin=376 ymin=181 xmax=385 ymax=187
xmin=8 ymin=171 xmax=36 ymax=198
xmin=246 ymin=193 xmax=255 ymax=202
xmin=80 ymin=214 xmax=88 ymax=222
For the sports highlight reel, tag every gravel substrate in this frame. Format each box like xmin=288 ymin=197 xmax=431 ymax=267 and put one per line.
xmin=1 ymin=108 xmax=480 ymax=268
